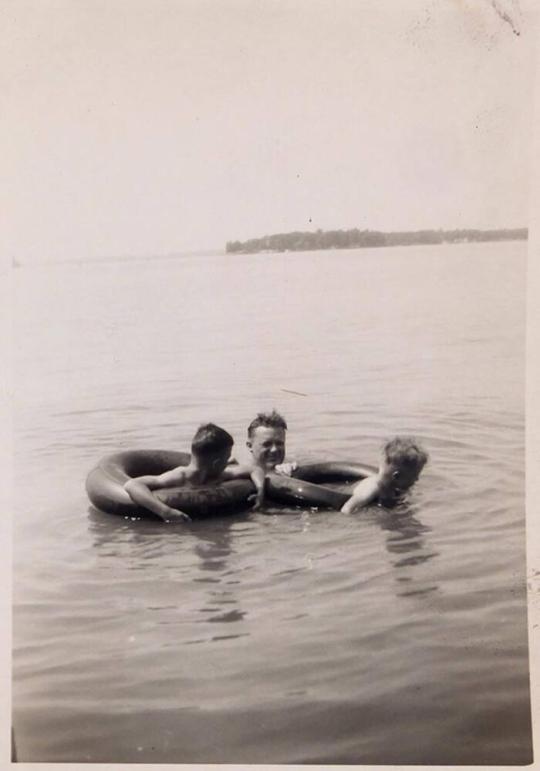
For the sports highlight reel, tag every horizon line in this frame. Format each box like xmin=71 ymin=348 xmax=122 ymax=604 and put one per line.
xmin=10 ymin=225 xmax=529 ymax=267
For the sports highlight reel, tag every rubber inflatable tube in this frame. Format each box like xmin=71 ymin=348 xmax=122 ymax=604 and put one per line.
xmin=86 ymin=449 xmax=254 ymax=520
xmin=265 ymin=461 xmax=377 ymax=509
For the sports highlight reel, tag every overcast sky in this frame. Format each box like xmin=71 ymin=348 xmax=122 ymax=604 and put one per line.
xmin=2 ymin=0 xmax=538 ymax=263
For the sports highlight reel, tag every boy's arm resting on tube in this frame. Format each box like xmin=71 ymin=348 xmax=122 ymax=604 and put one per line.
xmin=248 ymin=466 xmax=266 ymax=509
xmin=124 ymin=470 xmax=191 ymax=522
xmin=340 ymin=475 xmax=380 ymax=514
xmin=221 ymin=464 xmax=266 ymax=509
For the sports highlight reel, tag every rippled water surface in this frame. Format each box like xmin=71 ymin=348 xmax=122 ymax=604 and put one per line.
xmin=12 ymin=243 xmax=531 ymax=763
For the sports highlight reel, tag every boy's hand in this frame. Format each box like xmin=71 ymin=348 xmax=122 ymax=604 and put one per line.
xmin=248 ymin=493 xmax=264 ymax=511
xmin=163 ymin=507 xmax=191 ymax=523
xmin=274 ymin=462 xmax=297 ymax=476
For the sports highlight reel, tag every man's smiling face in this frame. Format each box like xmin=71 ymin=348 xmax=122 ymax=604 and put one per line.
xmin=247 ymin=426 xmax=286 ymax=470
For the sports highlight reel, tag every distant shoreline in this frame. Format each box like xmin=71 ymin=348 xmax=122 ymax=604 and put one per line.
xmin=226 ymin=228 xmax=527 ymax=255
xmin=11 ymin=229 xmax=527 ymax=268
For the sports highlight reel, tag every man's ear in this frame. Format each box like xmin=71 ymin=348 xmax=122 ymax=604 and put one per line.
xmin=246 ymin=440 xmax=252 ymax=450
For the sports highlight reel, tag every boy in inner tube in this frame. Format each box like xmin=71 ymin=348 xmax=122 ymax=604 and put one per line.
xmin=124 ymin=423 xmax=266 ymax=522
xmin=341 ymin=437 xmax=428 ymax=513
xmin=246 ymin=410 xmax=297 ymax=477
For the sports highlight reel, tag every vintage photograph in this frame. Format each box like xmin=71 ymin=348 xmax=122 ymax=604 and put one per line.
xmin=6 ymin=0 xmax=538 ymax=764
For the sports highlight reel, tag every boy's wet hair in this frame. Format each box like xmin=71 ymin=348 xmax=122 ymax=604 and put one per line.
xmin=191 ymin=423 xmax=234 ymax=457
xmin=247 ymin=410 xmax=287 ymax=438
xmin=383 ymin=436 xmax=428 ymax=473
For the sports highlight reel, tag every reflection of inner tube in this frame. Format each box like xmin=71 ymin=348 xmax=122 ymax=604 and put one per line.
xmin=266 ymin=461 xmax=377 ymax=509
xmin=86 ymin=449 xmax=254 ymax=520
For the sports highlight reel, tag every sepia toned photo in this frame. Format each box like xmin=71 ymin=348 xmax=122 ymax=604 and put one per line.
xmin=4 ymin=0 xmax=539 ymax=765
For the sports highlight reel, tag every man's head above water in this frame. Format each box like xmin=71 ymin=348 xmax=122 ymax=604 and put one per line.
xmin=246 ymin=410 xmax=287 ymax=470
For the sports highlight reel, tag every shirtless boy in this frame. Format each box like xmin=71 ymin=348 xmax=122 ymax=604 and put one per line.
xmin=341 ymin=436 xmax=428 ymax=514
xmin=124 ymin=423 xmax=265 ymax=522
xmin=246 ymin=410 xmax=297 ymax=476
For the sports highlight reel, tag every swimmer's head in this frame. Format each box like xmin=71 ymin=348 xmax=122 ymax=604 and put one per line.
xmin=247 ymin=410 xmax=287 ymax=470
xmin=191 ymin=423 xmax=234 ymax=476
xmin=379 ymin=436 xmax=428 ymax=502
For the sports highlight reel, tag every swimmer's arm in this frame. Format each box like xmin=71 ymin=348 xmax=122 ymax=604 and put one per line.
xmin=124 ymin=470 xmax=191 ymax=522
xmin=249 ymin=466 xmax=266 ymax=509
xmin=340 ymin=475 xmax=380 ymax=514
xmin=221 ymin=464 xmax=266 ymax=509
xmin=220 ymin=464 xmax=254 ymax=482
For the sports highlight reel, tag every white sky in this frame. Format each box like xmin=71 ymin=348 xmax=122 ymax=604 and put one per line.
xmin=2 ymin=0 xmax=538 ymax=263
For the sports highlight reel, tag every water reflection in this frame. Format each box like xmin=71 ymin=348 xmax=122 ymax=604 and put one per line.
xmin=192 ymin=522 xmax=248 ymax=628
xmin=87 ymin=507 xmax=249 ymax=640
xmin=332 ymin=477 xmax=439 ymax=598
xmin=376 ymin=504 xmax=439 ymax=598
xmin=193 ymin=528 xmax=233 ymax=573
xmin=88 ymin=506 xmax=172 ymax=546
xmin=87 ymin=500 xmax=439 ymax=605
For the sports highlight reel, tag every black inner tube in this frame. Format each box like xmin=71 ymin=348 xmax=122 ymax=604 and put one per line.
xmin=86 ymin=451 xmax=377 ymax=519
xmin=265 ymin=461 xmax=376 ymax=509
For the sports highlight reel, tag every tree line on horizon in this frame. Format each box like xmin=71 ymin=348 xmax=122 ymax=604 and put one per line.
xmin=225 ymin=227 xmax=527 ymax=254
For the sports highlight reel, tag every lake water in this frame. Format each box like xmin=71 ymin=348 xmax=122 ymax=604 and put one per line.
xmin=12 ymin=242 xmax=532 ymax=764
